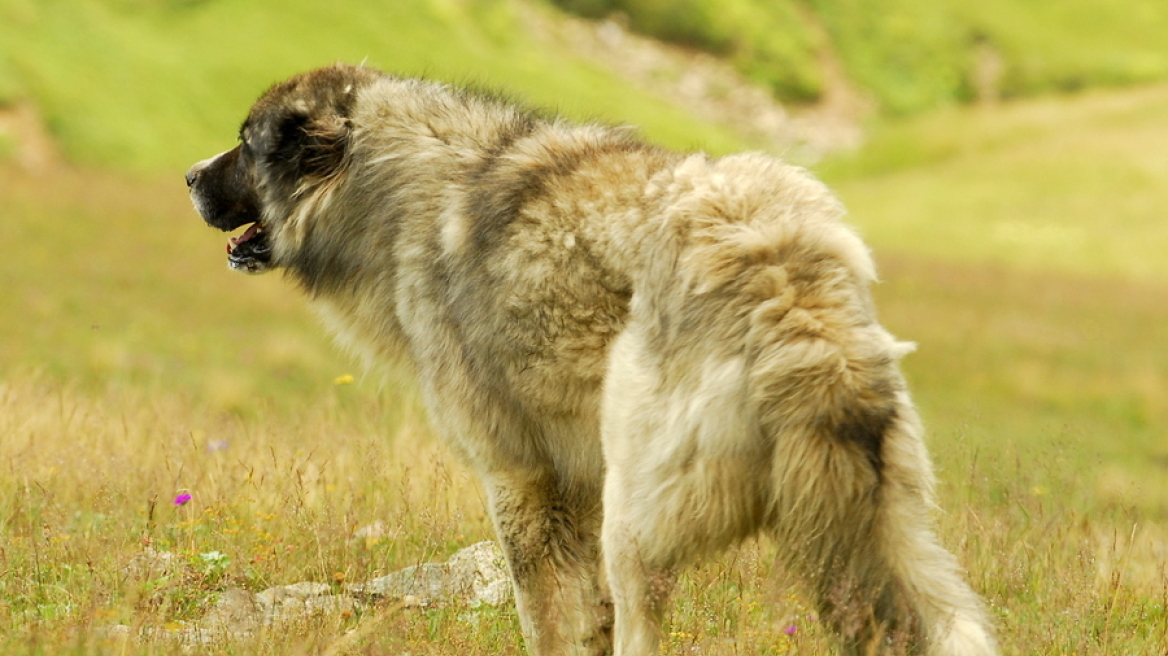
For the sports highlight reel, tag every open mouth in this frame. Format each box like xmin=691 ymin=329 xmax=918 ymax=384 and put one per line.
xmin=226 ymin=222 xmax=273 ymax=273
xmin=228 ymin=222 xmax=263 ymax=251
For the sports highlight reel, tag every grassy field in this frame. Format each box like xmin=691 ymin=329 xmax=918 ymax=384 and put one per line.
xmin=0 ymin=0 xmax=752 ymax=172
xmin=3 ymin=0 xmax=1168 ymax=645
xmin=2 ymin=79 xmax=1167 ymax=653
xmin=5 ymin=0 xmax=1168 ymax=173
xmin=551 ymin=0 xmax=1168 ymax=113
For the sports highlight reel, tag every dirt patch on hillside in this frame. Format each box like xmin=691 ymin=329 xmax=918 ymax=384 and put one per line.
xmin=0 ymin=101 xmax=61 ymax=173
xmin=519 ymin=2 xmax=869 ymax=162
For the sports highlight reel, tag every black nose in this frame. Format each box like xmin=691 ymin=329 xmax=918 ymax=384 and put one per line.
xmin=185 ymin=168 xmax=199 ymax=188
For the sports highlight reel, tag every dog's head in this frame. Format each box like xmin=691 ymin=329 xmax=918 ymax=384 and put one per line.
xmin=186 ymin=64 xmax=381 ymax=274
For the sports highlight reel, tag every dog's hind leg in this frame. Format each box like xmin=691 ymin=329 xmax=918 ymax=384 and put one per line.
xmin=599 ymin=516 xmax=677 ymax=656
xmin=600 ymin=328 xmax=767 ymax=656
xmin=481 ymin=468 xmax=613 ymax=656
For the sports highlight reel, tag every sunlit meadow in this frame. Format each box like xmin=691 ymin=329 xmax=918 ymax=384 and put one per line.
xmin=2 ymin=84 xmax=1167 ymax=656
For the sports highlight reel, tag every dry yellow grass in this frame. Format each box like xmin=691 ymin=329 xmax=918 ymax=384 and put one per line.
xmin=1 ymin=375 xmax=1165 ymax=655
xmin=0 ymin=375 xmax=503 ymax=654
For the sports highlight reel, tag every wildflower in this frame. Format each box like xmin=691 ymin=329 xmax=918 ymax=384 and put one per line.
xmin=334 ymin=374 xmax=355 ymax=385
xmin=174 ymin=493 xmax=192 ymax=506
xmin=783 ymin=625 xmax=797 ymax=636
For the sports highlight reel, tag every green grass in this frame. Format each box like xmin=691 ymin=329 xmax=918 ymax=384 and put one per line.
xmin=820 ymin=83 xmax=1168 ymax=281
xmin=550 ymin=0 xmax=825 ymax=101
xmin=0 ymin=0 xmax=751 ymax=173
xmin=552 ymin=0 xmax=1168 ymax=113
xmin=0 ymin=167 xmax=347 ymax=408
xmin=6 ymin=0 xmax=1168 ymax=175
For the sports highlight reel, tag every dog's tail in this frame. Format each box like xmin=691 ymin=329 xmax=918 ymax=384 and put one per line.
xmin=723 ymin=210 xmax=997 ymax=656
xmin=613 ymin=154 xmax=997 ymax=654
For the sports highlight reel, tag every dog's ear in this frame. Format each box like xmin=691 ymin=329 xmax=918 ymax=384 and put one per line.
xmin=300 ymin=112 xmax=351 ymax=178
xmin=249 ymin=65 xmax=374 ymax=191
xmin=267 ymin=109 xmax=350 ymax=181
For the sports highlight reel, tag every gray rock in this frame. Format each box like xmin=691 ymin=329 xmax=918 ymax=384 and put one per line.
xmin=348 ymin=541 xmax=512 ymax=607
xmin=252 ymin=581 xmax=361 ymax=627
xmin=110 ymin=541 xmax=514 ymax=646
xmin=123 ymin=548 xmax=190 ymax=581
xmin=352 ymin=520 xmax=389 ymax=542
xmin=201 ymin=587 xmax=263 ymax=633
xmin=446 ymin=541 xmax=513 ymax=607
xmin=351 ymin=562 xmax=450 ymax=606
xmin=257 ymin=581 xmax=332 ymax=606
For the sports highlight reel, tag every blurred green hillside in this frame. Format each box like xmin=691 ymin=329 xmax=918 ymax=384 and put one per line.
xmin=3 ymin=0 xmax=1168 ymax=171
xmin=0 ymin=0 xmax=756 ymax=172
xmin=555 ymin=0 xmax=1168 ymax=114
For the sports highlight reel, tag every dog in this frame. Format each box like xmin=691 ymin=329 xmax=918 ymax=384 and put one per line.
xmin=186 ymin=64 xmax=998 ymax=656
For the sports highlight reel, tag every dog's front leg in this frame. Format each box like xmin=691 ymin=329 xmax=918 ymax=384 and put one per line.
xmin=481 ymin=469 xmax=613 ymax=656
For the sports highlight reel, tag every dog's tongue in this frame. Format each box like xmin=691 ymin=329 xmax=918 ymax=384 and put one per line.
xmin=227 ymin=222 xmax=261 ymax=253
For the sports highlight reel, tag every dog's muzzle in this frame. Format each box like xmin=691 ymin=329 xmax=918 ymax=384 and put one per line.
xmin=186 ymin=151 xmax=273 ymax=274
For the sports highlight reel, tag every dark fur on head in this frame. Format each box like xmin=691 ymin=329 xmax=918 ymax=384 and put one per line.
xmin=244 ymin=65 xmax=379 ymax=198
xmin=186 ymin=65 xmax=384 ymax=274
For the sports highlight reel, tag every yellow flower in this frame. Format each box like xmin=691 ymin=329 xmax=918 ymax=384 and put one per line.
xmin=333 ymin=374 xmax=355 ymax=385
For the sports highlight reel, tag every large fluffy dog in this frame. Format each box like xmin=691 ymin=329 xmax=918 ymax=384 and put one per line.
xmin=186 ymin=64 xmax=997 ymax=656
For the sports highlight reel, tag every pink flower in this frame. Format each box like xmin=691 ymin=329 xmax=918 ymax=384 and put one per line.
xmin=174 ymin=493 xmax=192 ymax=506
xmin=783 ymin=625 xmax=797 ymax=636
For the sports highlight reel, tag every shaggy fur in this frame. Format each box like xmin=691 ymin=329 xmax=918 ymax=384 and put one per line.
xmin=186 ymin=64 xmax=998 ymax=656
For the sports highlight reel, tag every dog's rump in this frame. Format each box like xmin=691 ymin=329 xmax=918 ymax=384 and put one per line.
xmin=602 ymin=151 xmax=905 ymax=536
xmin=601 ymin=153 xmax=997 ymax=654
